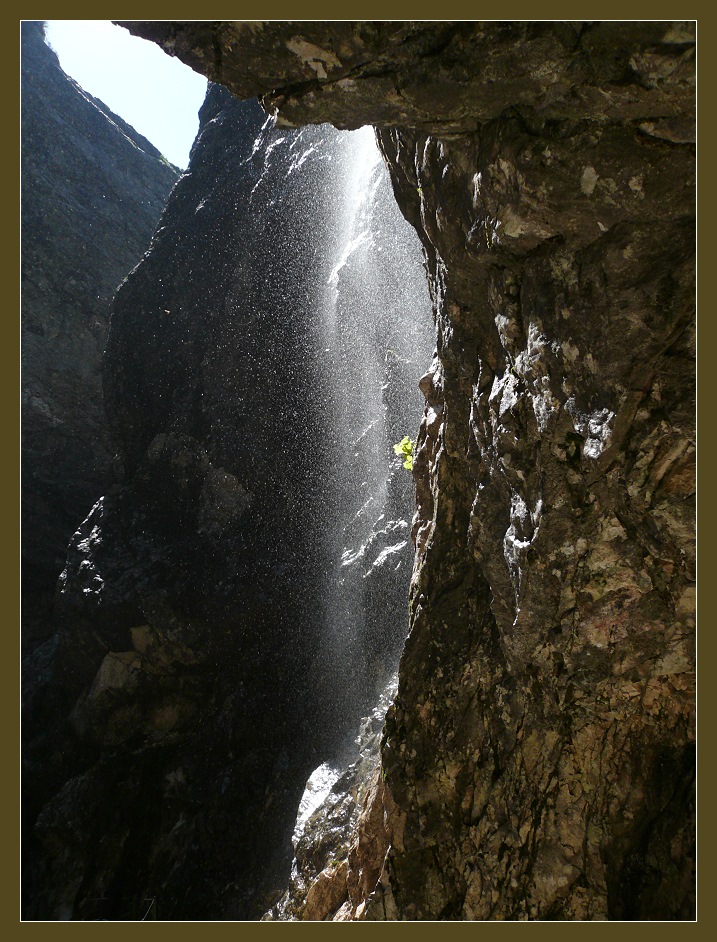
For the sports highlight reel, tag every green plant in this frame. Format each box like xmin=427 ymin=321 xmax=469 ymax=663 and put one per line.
xmin=393 ymin=436 xmax=414 ymax=471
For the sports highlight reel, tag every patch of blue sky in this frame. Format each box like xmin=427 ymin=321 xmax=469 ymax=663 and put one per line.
xmin=43 ymin=20 xmax=208 ymax=169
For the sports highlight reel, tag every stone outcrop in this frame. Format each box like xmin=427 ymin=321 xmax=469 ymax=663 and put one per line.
xmin=121 ymin=21 xmax=695 ymax=138
xmin=122 ymin=21 xmax=695 ymax=920
xmin=21 ymin=21 xmax=179 ymax=652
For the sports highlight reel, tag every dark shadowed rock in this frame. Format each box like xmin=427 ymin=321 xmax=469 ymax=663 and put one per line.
xmin=21 ymin=21 xmax=179 ymax=650
xmin=266 ymin=677 xmax=397 ymax=921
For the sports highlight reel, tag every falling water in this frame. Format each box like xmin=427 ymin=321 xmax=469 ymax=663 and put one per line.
xmin=235 ymin=111 xmax=432 ymax=736
xmin=314 ymin=125 xmax=434 ymax=746
xmin=213 ymin=106 xmax=434 ymax=878
xmin=249 ymin=111 xmax=435 ymax=915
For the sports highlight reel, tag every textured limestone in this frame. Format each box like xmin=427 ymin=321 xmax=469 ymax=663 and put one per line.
xmin=125 ymin=20 xmax=695 ymax=920
xmin=374 ymin=85 xmax=695 ymax=925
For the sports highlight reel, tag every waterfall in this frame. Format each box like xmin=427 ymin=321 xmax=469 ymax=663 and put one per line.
xmin=315 ymin=126 xmax=434 ymax=748
xmin=240 ymin=117 xmax=434 ymax=917
xmin=240 ymin=115 xmax=434 ymax=908
xmin=231 ymin=113 xmax=432 ymax=731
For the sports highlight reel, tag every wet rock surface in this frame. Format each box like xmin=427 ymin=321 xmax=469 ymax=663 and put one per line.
xmin=266 ymin=677 xmax=397 ymax=921
xmin=126 ymin=20 xmax=695 ymax=920
xmin=21 ymin=21 xmax=179 ymax=651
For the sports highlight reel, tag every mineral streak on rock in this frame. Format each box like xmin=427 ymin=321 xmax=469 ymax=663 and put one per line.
xmin=120 ymin=20 xmax=695 ymax=919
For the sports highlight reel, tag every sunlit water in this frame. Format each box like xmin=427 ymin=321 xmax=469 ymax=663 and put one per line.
xmin=246 ymin=115 xmax=433 ymax=863
xmin=317 ymin=125 xmax=433 ymax=732
xmin=284 ymin=124 xmax=434 ymax=853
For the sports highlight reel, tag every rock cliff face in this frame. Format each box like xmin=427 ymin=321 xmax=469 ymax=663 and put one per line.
xmin=23 ymin=75 xmax=432 ymax=919
xmin=121 ymin=21 xmax=695 ymax=920
xmin=21 ymin=21 xmax=179 ymax=651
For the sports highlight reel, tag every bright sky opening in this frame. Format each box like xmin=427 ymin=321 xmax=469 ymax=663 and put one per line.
xmin=43 ymin=20 xmax=208 ymax=169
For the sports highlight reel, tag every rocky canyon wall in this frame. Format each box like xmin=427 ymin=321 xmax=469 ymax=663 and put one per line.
xmin=21 ymin=21 xmax=179 ymax=652
xmin=23 ymin=70 xmax=433 ymax=917
xmin=120 ymin=21 xmax=695 ymax=920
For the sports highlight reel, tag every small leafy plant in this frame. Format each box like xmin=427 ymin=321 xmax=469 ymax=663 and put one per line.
xmin=393 ymin=436 xmax=414 ymax=471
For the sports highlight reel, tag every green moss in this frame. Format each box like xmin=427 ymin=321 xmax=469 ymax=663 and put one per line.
xmin=393 ymin=435 xmax=414 ymax=471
